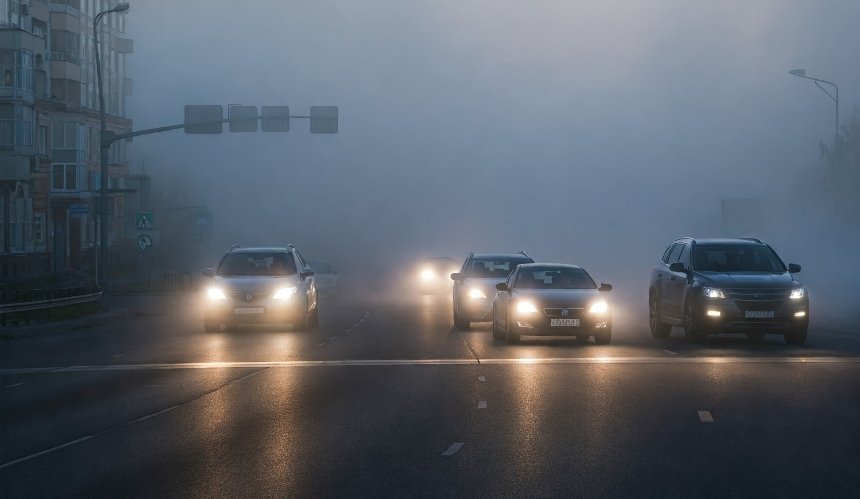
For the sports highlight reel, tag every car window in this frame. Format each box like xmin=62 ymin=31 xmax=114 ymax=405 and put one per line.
xmin=515 ymin=267 xmax=596 ymax=289
xmin=666 ymin=243 xmax=682 ymax=263
xmin=661 ymin=244 xmax=674 ymax=263
xmin=678 ymin=244 xmax=690 ymax=267
xmin=467 ymin=257 xmax=532 ymax=278
xmin=692 ymin=245 xmax=786 ymax=272
xmin=218 ymin=253 xmax=297 ymax=276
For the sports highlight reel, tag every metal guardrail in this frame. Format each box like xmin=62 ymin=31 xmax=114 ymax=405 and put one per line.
xmin=0 ymin=291 xmax=103 ymax=314
xmin=1 ymin=285 xmax=103 ymax=326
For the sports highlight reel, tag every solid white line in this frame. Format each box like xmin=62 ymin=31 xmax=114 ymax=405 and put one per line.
xmin=2 ymin=356 xmax=859 ymax=374
xmin=441 ymin=442 xmax=464 ymax=456
xmin=698 ymin=410 xmax=714 ymax=423
xmin=5 ymin=382 xmax=26 ymax=388
xmin=662 ymin=349 xmax=679 ymax=356
xmin=478 ymin=376 xmax=486 ymax=382
xmin=477 ymin=401 xmax=487 ymax=409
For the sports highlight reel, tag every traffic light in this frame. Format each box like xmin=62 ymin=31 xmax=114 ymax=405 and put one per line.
xmin=310 ymin=106 xmax=338 ymax=133
xmin=184 ymin=105 xmax=223 ymax=134
xmin=228 ymin=105 xmax=258 ymax=132
xmin=261 ymin=106 xmax=290 ymax=132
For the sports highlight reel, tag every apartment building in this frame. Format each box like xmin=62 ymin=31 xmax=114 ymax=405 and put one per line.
xmin=0 ymin=0 xmax=132 ymax=280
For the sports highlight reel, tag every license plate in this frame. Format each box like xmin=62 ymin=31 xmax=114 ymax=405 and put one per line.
xmin=551 ymin=318 xmax=580 ymax=327
xmin=745 ymin=310 xmax=774 ymax=319
xmin=234 ymin=307 xmax=264 ymax=315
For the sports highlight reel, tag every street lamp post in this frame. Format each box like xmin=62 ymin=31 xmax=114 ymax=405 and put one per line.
xmin=94 ymin=2 xmax=129 ymax=286
xmin=788 ymin=68 xmax=839 ymax=149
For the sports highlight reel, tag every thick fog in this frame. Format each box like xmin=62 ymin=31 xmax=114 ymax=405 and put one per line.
xmin=125 ymin=1 xmax=860 ymax=325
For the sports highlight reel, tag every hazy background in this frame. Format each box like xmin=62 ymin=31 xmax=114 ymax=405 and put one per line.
xmin=124 ymin=0 xmax=860 ymax=325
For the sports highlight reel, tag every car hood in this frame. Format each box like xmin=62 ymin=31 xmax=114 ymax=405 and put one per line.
xmin=512 ymin=288 xmax=602 ymax=307
xmin=694 ymin=271 xmax=798 ymax=288
xmin=213 ymin=276 xmax=299 ymax=294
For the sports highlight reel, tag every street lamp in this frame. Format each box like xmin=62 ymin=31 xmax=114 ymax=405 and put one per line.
xmin=788 ymin=68 xmax=839 ymax=149
xmin=94 ymin=2 xmax=129 ymax=286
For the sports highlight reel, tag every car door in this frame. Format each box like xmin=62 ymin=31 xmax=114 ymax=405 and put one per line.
xmin=658 ymin=243 xmax=682 ymax=316
xmin=294 ymin=250 xmax=316 ymax=310
xmin=496 ymin=269 xmax=516 ymax=331
xmin=665 ymin=243 xmax=691 ymax=319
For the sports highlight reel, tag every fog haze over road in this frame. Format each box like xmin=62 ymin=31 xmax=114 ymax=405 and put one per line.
xmin=125 ymin=1 xmax=859 ymax=322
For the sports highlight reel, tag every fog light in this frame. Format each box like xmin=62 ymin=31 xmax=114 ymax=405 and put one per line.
xmin=794 ymin=311 xmax=807 ymax=318
xmin=595 ymin=321 xmax=608 ymax=328
xmin=516 ymin=321 xmax=533 ymax=329
xmin=706 ymin=310 xmax=721 ymax=318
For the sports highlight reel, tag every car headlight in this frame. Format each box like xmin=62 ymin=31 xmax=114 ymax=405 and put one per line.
xmin=420 ymin=269 xmax=435 ymax=281
xmin=206 ymin=287 xmax=227 ymax=301
xmin=789 ymin=288 xmax=806 ymax=300
xmin=516 ymin=300 xmax=538 ymax=315
xmin=589 ymin=300 xmax=609 ymax=314
xmin=273 ymin=287 xmax=298 ymax=300
xmin=469 ymin=288 xmax=487 ymax=299
xmin=702 ymin=287 xmax=725 ymax=299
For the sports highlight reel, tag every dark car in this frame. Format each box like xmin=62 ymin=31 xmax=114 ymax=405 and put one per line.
xmin=492 ymin=263 xmax=613 ymax=344
xmin=450 ymin=252 xmax=534 ymax=330
xmin=648 ymin=237 xmax=808 ymax=344
xmin=201 ymin=245 xmax=319 ymax=332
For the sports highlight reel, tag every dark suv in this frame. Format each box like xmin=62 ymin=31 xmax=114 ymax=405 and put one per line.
xmin=648 ymin=238 xmax=808 ymax=344
xmin=450 ymin=252 xmax=534 ymax=330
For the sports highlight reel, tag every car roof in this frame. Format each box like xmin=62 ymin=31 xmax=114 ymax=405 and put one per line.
xmin=470 ymin=253 xmax=533 ymax=260
xmin=517 ymin=263 xmax=584 ymax=270
xmin=229 ymin=246 xmax=292 ymax=254
xmin=674 ymin=237 xmax=765 ymax=245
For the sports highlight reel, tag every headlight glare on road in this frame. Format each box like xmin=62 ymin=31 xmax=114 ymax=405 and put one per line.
xmin=516 ymin=300 xmax=538 ymax=315
xmin=703 ymin=287 xmax=725 ymax=299
xmin=206 ymin=287 xmax=227 ymax=301
xmin=273 ymin=286 xmax=298 ymax=300
xmin=588 ymin=300 xmax=609 ymax=314
xmin=469 ymin=288 xmax=486 ymax=299
xmin=789 ymin=288 xmax=806 ymax=300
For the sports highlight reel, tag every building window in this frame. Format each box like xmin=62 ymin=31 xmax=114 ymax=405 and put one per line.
xmin=0 ymin=103 xmax=32 ymax=146
xmin=52 ymin=122 xmax=79 ymax=149
xmin=37 ymin=125 xmax=48 ymax=155
xmin=52 ymin=164 xmax=79 ymax=191
xmin=9 ymin=196 xmax=33 ymax=252
xmin=50 ymin=30 xmax=81 ymax=65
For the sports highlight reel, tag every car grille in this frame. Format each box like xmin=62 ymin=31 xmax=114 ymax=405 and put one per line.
xmin=725 ymin=288 xmax=788 ymax=312
xmin=543 ymin=308 xmax=584 ymax=318
xmin=231 ymin=293 xmax=267 ymax=304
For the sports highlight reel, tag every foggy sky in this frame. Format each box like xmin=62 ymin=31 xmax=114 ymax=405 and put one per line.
xmin=123 ymin=0 xmax=860 ymax=320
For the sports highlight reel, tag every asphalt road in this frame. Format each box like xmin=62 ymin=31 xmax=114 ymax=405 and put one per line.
xmin=1 ymin=288 xmax=859 ymax=498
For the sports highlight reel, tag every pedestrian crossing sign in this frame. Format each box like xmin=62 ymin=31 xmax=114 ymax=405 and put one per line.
xmin=136 ymin=212 xmax=154 ymax=231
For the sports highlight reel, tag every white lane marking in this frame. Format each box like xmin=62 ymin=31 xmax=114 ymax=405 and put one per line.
xmin=5 ymin=382 xmax=25 ymax=388
xmin=698 ymin=411 xmax=714 ymax=423
xmin=478 ymin=376 xmax=486 ymax=382
xmin=477 ymin=401 xmax=487 ymax=409
xmin=344 ymin=328 xmax=352 ymax=334
xmin=353 ymin=323 xmax=361 ymax=328
xmin=2 ymin=356 xmax=859 ymax=374
xmin=315 ymin=343 xmax=326 ymax=347
xmin=662 ymin=349 xmax=678 ymax=356
xmin=441 ymin=442 xmax=464 ymax=456
xmin=112 ymin=354 xmax=124 ymax=359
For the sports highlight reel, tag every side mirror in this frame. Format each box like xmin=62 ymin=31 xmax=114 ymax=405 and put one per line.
xmin=598 ymin=283 xmax=613 ymax=292
xmin=450 ymin=272 xmax=462 ymax=281
xmin=496 ymin=282 xmax=509 ymax=292
xmin=669 ymin=262 xmax=687 ymax=273
xmin=788 ymin=263 xmax=801 ymax=273
xmin=202 ymin=268 xmax=215 ymax=278
xmin=300 ymin=270 xmax=314 ymax=279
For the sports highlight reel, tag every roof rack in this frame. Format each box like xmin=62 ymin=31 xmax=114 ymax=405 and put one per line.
xmin=519 ymin=250 xmax=531 ymax=258
xmin=739 ymin=237 xmax=764 ymax=243
xmin=230 ymin=244 xmax=241 ymax=250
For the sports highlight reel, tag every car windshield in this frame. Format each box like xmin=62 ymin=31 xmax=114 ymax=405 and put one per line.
xmin=693 ymin=245 xmax=786 ymax=272
xmin=217 ymin=253 xmax=296 ymax=276
xmin=515 ymin=267 xmax=596 ymax=289
xmin=467 ymin=258 xmax=531 ymax=278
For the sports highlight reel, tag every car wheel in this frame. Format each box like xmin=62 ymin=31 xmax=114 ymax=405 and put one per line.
xmin=203 ymin=321 xmax=219 ymax=333
xmin=506 ymin=315 xmax=520 ymax=344
xmin=594 ymin=328 xmax=612 ymax=345
xmin=649 ymin=293 xmax=672 ymax=338
xmin=684 ymin=301 xmax=707 ymax=343
xmin=454 ymin=307 xmax=470 ymax=331
xmin=784 ymin=327 xmax=807 ymax=346
xmin=746 ymin=332 xmax=765 ymax=343
xmin=491 ymin=305 xmax=502 ymax=340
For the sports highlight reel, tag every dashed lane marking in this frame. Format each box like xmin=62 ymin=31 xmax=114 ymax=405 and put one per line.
xmin=662 ymin=349 xmax=678 ymax=355
xmin=330 ymin=336 xmax=339 ymax=341
xmin=478 ymin=376 xmax=486 ymax=382
xmin=2 ymin=356 xmax=859 ymax=375
xmin=112 ymin=354 xmax=124 ymax=359
xmin=441 ymin=442 xmax=464 ymax=456
xmin=477 ymin=401 xmax=487 ymax=409
xmin=344 ymin=329 xmax=352 ymax=334
xmin=698 ymin=410 xmax=714 ymax=423
xmin=315 ymin=343 xmax=326 ymax=347
xmin=353 ymin=323 xmax=361 ymax=328
xmin=4 ymin=382 xmax=25 ymax=388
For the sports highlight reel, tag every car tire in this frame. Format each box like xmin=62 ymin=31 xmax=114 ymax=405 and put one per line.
xmin=454 ymin=308 xmax=470 ymax=331
xmin=203 ymin=321 xmax=219 ymax=333
xmin=649 ymin=293 xmax=672 ymax=338
xmin=746 ymin=332 xmax=765 ymax=343
xmin=491 ymin=305 xmax=502 ymax=340
xmin=594 ymin=328 xmax=612 ymax=345
xmin=684 ymin=301 xmax=707 ymax=343
xmin=506 ymin=316 xmax=520 ymax=344
xmin=784 ymin=327 xmax=807 ymax=346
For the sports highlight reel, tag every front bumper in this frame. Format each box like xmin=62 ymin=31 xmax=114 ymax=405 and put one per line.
xmin=511 ymin=315 xmax=611 ymax=337
xmin=696 ymin=297 xmax=809 ymax=333
xmin=203 ymin=300 xmax=304 ymax=325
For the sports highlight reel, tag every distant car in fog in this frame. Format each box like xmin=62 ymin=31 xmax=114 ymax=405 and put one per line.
xmin=450 ymin=252 xmax=534 ymax=330
xmin=649 ymin=237 xmax=808 ymax=344
xmin=201 ymin=244 xmax=318 ymax=332
xmin=308 ymin=260 xmax=338 ymax=293
xmin=492 ymin=263 xmax=612 ymax=344
xmin=416 ymin=256 xmax=459 ymax=294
